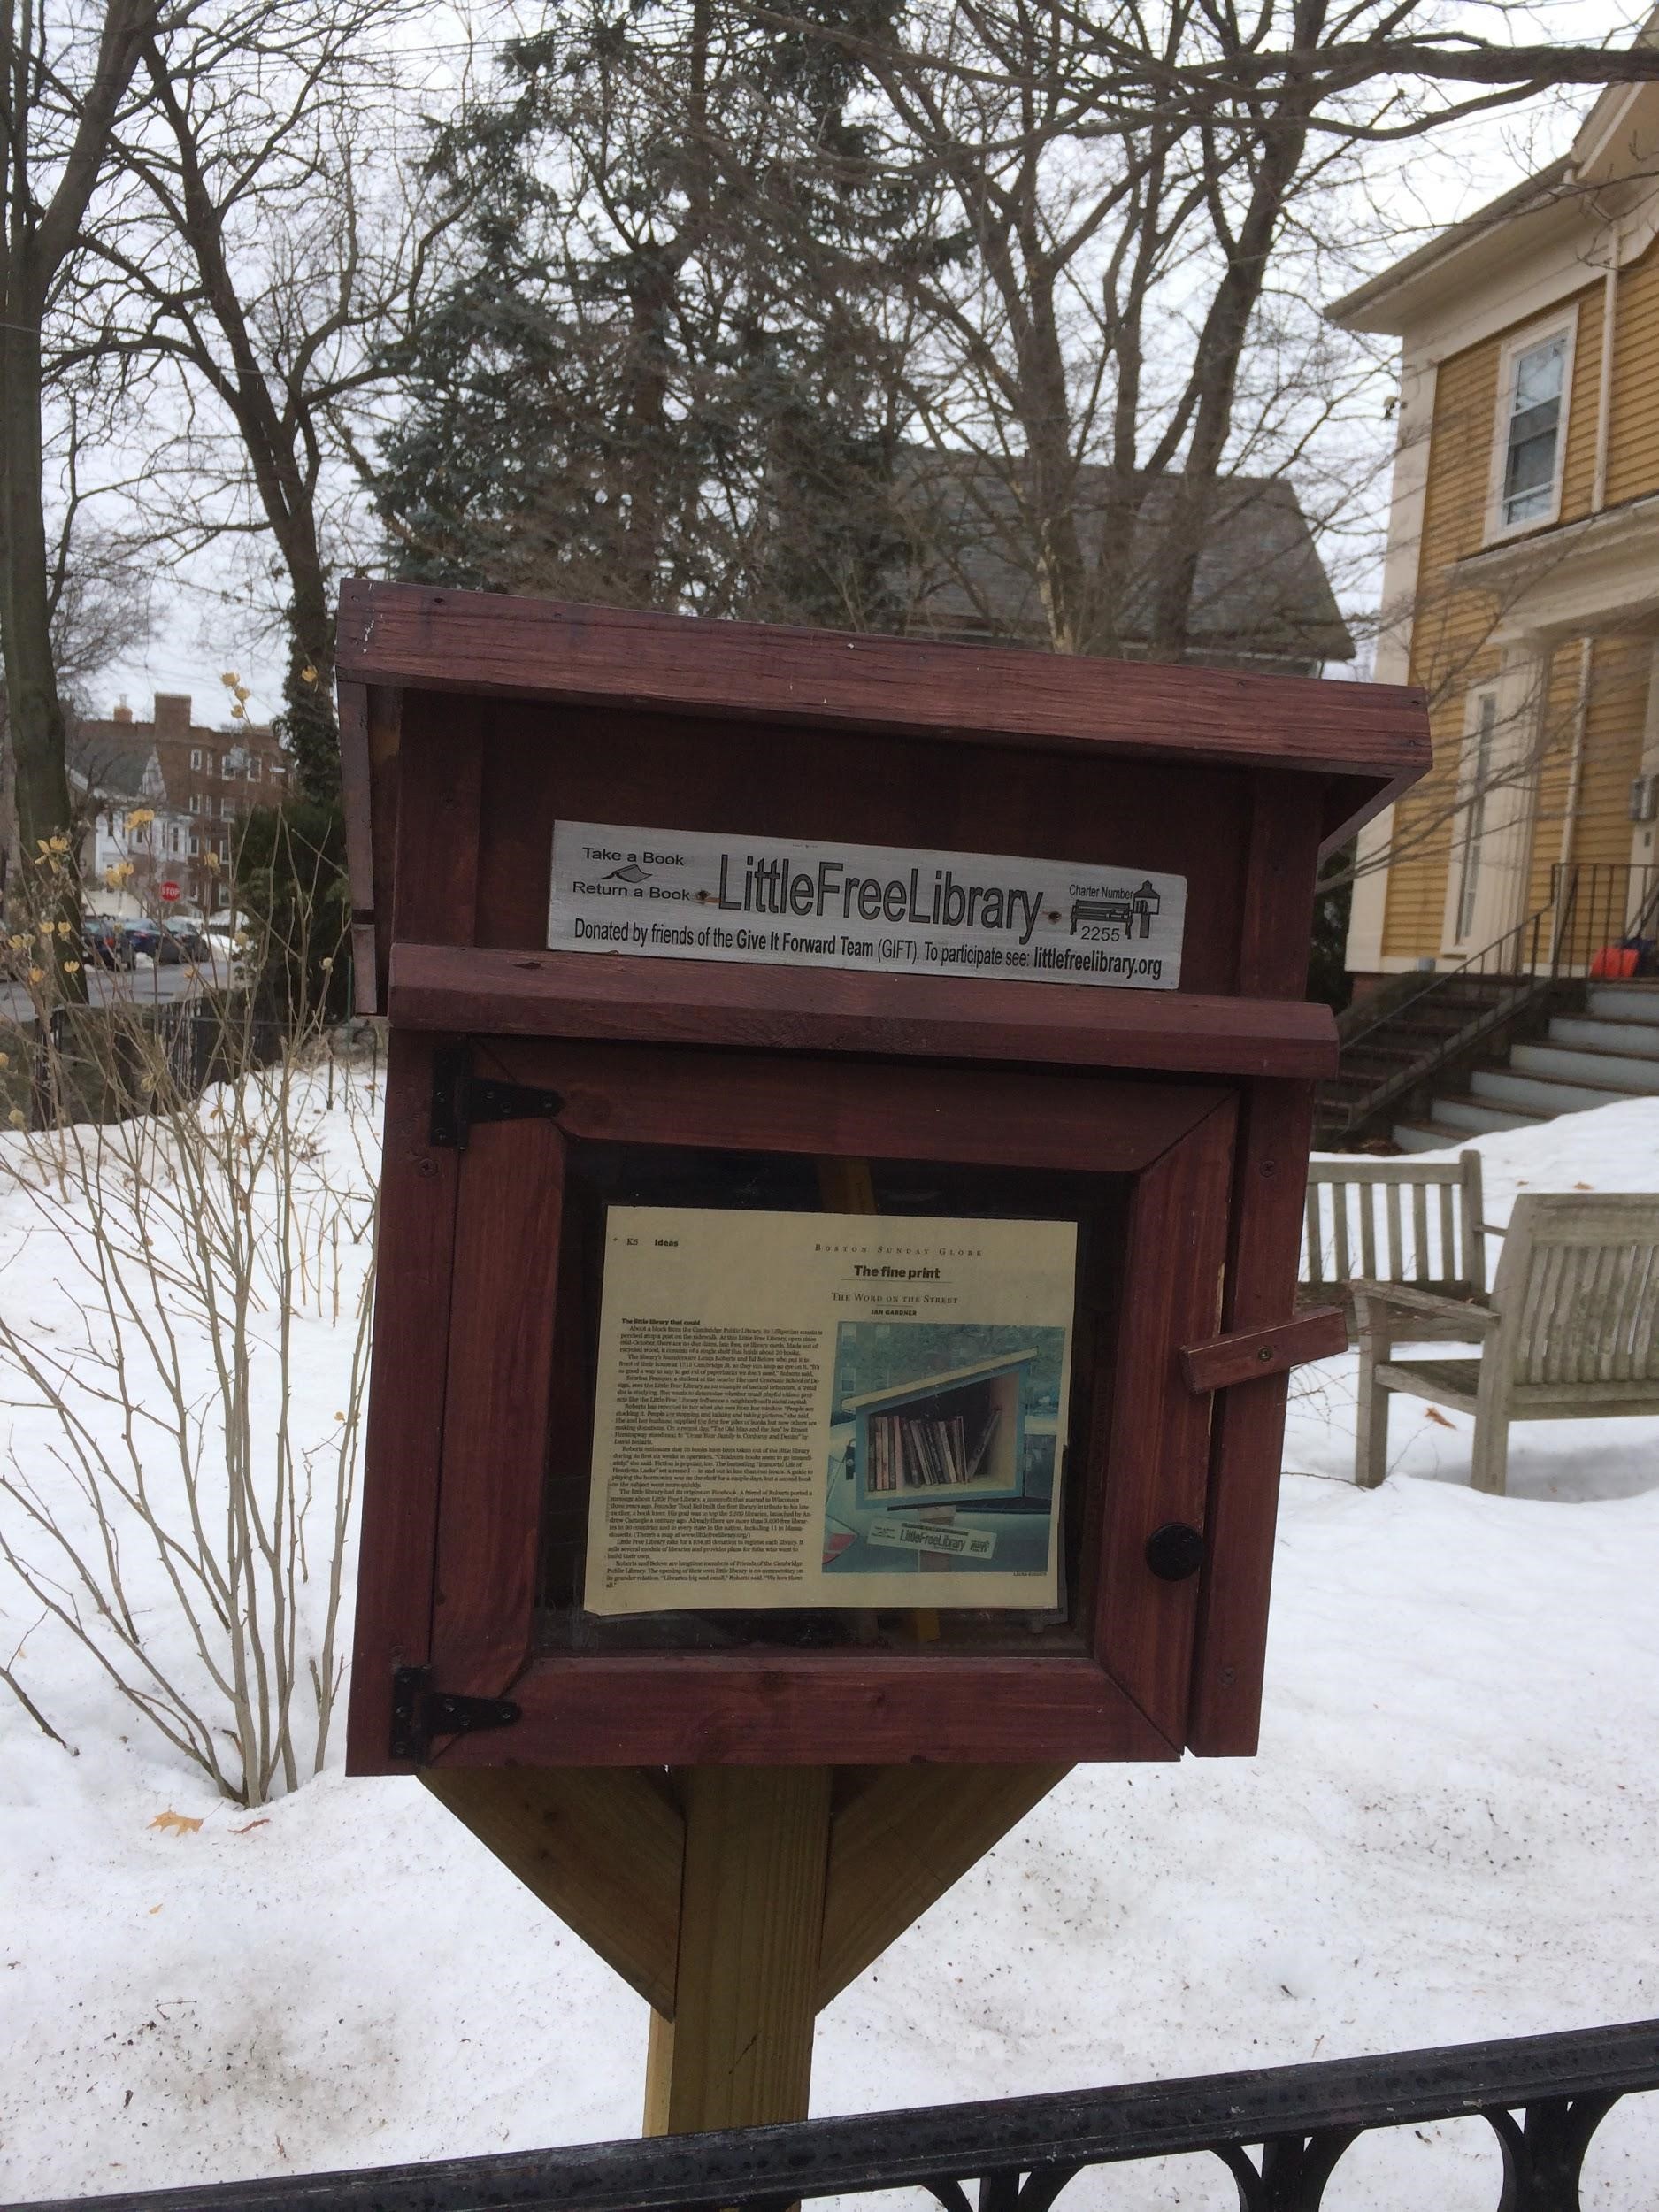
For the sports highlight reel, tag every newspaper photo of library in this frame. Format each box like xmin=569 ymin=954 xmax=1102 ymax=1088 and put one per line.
xmin=825 ymin=1325 xmax=1065 ymax=1583
xmin=580 ymin=1203 xmax=1075 ymax=1617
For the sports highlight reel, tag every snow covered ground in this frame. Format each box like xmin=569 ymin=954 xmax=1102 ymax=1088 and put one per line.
xmin=1 ymin=1094 xmax=1656 ymax=2206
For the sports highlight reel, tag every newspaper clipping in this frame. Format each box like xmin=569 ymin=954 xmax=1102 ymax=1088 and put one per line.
xmin=584 ymin=1207 xmax=1077 ymax=1614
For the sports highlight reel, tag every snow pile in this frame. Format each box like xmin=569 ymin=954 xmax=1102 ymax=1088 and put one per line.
xmin=1 ymin=1097 xmax=1656 ymax=2205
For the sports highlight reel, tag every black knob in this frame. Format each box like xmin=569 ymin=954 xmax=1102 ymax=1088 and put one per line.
xmin=1145 ymin=1523 xmax=1205 ymax=1581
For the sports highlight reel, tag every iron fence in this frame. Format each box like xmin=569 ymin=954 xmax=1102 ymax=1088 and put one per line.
xmin=8 ymin=2017 xmax=1656 ymax=2212
xmin=19 ymin=994 xmax=381 ymax=1132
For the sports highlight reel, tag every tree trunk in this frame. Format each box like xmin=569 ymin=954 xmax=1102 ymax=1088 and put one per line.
xmin=0 ymin=323 xmax=73 ymax=855
xmin=279 ymin=537 xmax=338 ymax=808
xmin=1148 ymin=83 xmax=1318 ymax=661
xmin=0 ymin=316 xmax=85 ymax=987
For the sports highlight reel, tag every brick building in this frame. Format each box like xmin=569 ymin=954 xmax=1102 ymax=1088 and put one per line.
xmin=68 ymin=694 xmax=290 ymax=915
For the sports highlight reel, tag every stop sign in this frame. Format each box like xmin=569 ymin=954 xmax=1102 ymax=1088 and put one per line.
xmin=158 ymin=881 xmax=180 ymax=902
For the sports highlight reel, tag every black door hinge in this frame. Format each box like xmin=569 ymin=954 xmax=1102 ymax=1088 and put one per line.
xmin=430 ymin=1044 xmax=564 ymax=1151
xmin=389 ymin=1665 xmax=521 ymax=1763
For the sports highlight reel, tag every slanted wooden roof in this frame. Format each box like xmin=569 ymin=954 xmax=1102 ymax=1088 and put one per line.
xmin=843 ymin=1348 xmax=1040 ymax=1414
xmin=335 ymin=580 xmax=1429 ymax=1013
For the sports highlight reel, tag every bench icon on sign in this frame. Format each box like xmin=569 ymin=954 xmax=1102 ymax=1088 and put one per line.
xmin=1069 ymin=881 xmax=1161 ymax=938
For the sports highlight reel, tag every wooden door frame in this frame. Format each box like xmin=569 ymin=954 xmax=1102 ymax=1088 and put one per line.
xmin=349 ymin=1038 xmax=1240 ymax=1772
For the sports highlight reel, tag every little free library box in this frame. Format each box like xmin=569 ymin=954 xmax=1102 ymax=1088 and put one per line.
xmin=338 ymin=580 xmax=1430 ymax=1778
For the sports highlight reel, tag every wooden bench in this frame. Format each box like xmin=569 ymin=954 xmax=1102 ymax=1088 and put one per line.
xmin=1302 ymin=1151 xmax=1487 ymax=1332
xmin=1354 ymin=1194 xmax=1659 ymax=1494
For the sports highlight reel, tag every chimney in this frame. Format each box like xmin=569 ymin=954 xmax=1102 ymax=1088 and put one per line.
xmin=112 ymin=698 xmax=134 ymax=725
xmin=154 ymin=695 xmax=192 ymax=739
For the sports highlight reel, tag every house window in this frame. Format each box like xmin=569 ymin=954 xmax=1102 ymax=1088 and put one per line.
xmin=189 ymin=748 xmax=204 ymax=771
xmin=171 ymin=827 xmax=181 ymax=856
xmin=1494 ymin=323 xmax=1571 ymax=533
xmin=247 ymin=758 xmax=261 ymax=782
xmin=1454 ymin=687 xmax=1500 ymax=942
xmin=220 ymin=797 xmax=235 ymax=819
xmin=189 ymin=793 xmax=203 ymax=816
xmin=189 ymin=833 xmax=201 ymax=856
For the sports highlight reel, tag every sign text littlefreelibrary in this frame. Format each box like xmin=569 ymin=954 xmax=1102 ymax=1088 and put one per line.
xmin=549 ymin=821 xmax=1187 ymax=989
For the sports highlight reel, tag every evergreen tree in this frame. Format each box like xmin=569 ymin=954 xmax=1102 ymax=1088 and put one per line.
xmin=374 ymin=0 xmax=939 ymax=627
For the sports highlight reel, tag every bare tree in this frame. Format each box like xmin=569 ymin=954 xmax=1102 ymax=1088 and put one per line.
xmin=81 ymin=0 xmax=438 ymax=801
xmin=808 ymin=0 xmax=1659 ymax=664
xmin=374 ymin=0 xmax=1658 ymax=687
xmin=0 ymin=0 xmax=159 ymax=940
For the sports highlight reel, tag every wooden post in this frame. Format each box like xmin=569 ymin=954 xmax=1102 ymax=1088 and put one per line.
xmin=427 ymin=1756 xmax=1067 ymax=2138
xmin=643 ymin=1766 xmax=833 ymax=2133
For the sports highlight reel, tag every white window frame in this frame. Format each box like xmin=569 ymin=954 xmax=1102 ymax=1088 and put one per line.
xmin=1486 ymin=306 xmax=1578 ymax=545
xmin=189 ymin=792 xmax=203 ymax=816
xmin=220 ymin=797 xmax=235 ymax=819
xmin=189 ymin=748 xmax=204 ymax=771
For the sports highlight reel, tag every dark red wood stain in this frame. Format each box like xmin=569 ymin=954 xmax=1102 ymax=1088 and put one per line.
xmin=388 ymin=944 xmax=1339 ymax=1081
xmin=339 ymin=580 xmax=1431 ymax=1776
xmin=343 ymin=1028 xmax=465 ymax=1766
xmin=1180 ymin=1306 xmax=1348 ymax=1394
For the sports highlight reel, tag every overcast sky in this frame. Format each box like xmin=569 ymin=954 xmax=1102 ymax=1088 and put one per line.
xmin=111 ymin=0 xmax=1647 ymax=733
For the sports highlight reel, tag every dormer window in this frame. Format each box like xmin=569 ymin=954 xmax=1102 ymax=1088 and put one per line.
xmin=1490 ymin=313 xmax=1574 ymax=538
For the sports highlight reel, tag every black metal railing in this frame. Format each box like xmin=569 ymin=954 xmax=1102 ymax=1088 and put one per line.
xmin=1553 ymin=858 xmax=1659 ymax=972
xmin=9 ymin=2017 xmax=1656 ymax=2212
xmin=1319 ymin=859 xmax=1659 ymax=1148
xmin=19 ymin=990 xmax=379 ymax=1133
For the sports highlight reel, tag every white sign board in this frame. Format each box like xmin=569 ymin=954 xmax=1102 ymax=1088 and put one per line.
xmin=548 ymin=821 xmax=1186 ymax=989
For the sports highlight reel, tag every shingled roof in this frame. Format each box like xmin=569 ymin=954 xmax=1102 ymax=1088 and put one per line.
xmin=897 ymin=457 xmax=1355 ymax=672
xmin=66 ymin=730 xmax=165 ymax=804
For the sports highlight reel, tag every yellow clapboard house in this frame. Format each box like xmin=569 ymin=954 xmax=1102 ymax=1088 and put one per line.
xmin=1330 ymin=65 xmax=1659 ymax=999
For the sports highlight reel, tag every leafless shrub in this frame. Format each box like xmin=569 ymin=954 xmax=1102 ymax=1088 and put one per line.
xmin=0 ymin=845 xmax=379 ymax=1805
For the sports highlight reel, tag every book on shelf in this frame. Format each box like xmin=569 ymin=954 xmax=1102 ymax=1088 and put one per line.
xmin=865 ymin=1405 xmax=1002 ymax=1493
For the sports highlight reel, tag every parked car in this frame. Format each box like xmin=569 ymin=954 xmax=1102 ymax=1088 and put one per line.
xmin=81 ymin=915 xmax=133 ymax=969
xmin=120 ymin=918 xmax=162 ymax=962
xmin=158 ymin=920 xmax=211 ymax=965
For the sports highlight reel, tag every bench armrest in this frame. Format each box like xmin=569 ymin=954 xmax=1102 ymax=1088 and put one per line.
xmin=1351 ymin=1280 xmax=1497 ymax=1330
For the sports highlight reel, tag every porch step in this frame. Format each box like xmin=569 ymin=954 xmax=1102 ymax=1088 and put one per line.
xmin=1511 ymin=1041 xmax=1659 ymax=1093
xmin=1329 ymin=966 xmax=1659 ymax=1150
xmin=1418 ymin=1092 xmax=1538 ymax=1136
xmin=1391 ymin=1117 xmax=1489 ymax=1153
xmin=1586 ymin=981 xmax=1659 ymax=1020
xmin=1548 ymin=1013 xmax=1659 ymax=1056
xmin=1469 ymin=1065 xmax=1637 ymax=1115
